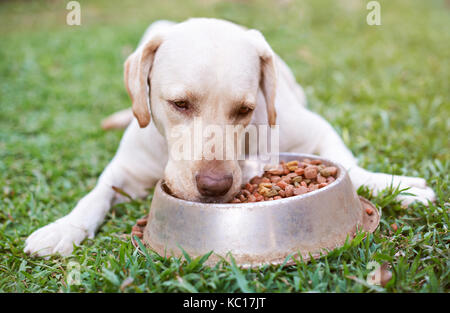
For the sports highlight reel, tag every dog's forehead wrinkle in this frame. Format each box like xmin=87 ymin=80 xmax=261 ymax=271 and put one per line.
xmin=162 ymin=84 xmax=201 ymax=101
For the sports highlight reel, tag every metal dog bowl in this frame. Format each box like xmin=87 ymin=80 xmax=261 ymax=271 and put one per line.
xmin=133 ymin=153 xmax=380 ymax=268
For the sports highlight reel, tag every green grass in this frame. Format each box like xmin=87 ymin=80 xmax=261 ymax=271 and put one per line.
xmin=0 ymin=0 xmax=449 ymax=292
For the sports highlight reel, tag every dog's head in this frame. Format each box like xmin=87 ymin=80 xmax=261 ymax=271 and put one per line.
xmin=124 ymin=18 xmax=277 ymax=202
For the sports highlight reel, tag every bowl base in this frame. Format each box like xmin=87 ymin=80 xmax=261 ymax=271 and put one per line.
xmin=130 ymin=196 xmax=379 ymax=268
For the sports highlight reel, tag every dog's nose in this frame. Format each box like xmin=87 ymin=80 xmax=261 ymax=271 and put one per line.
xmin=196 ymin=173 xmax=233 ymax=197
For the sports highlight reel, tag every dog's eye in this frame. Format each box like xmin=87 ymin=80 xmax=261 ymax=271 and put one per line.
xmin=169 ymin=100 xmax=189 ymax=111
xmin=238 ymin=106 xmax=252 ymax=115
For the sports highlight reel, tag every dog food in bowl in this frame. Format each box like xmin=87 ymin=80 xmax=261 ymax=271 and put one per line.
xmin=230 ymin=158 xmax=338 ymax=203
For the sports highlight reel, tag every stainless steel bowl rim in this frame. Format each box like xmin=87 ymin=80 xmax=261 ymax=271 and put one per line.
xmin=158 ymin=152 xmax=346 ymax=208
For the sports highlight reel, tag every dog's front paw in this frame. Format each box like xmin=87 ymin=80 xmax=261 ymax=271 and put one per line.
xmin=383 ymin=174 xmax=435 ymax=207
xmin=395 ymin=184 xmax=436 ymax=207
xmin=363 ymin=171 xmax=435 ymax=207
xmin=350 ymin=168 xmax=436 ymax=207
xmin=24 ymin=217 xmax=88 ymax=257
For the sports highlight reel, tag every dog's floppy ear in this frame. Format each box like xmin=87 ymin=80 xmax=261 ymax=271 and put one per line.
xmin=247 ymin=29 xmax=277 ymax=127
xmin=124 ymin=35 xmax=163 ymax=128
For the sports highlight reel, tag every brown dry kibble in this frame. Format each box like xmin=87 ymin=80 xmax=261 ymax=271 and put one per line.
xmin=259 ymin=182 xmax=272 ymax=189
xmin=285 ymin=185 xmax=295 ymax=197
xmin=320 ymin=166 xmax=338 ymax=177
xmin=132 ymin=231 xmax=143 ymax=238
xmin=258 ymin=183 xmax=272 ymax=197
xmin=316 ymin=174 xmax=327 ymax=184
xmin=365 ymin=207 xmax=374 ymax=215
xmin=229 ymin=158 xmax=339 ymax=203
xmin=294 ymin=168 xmax=305 ymax=176
xmin=304 ymin=166 xmax=318 ymax=179
xmin=319 ymin=168 xmax=330 ymax=177
xmin=276 ymin=180 xmax=288 ymax=190
xmin=286 ymin=160 xmax=299 ymax=171
xmin=270 ymin=175 xmax=281 ymax=183
xmin=318 ymin=183 xmax=328 ymax=189
xmin=293 ymin=186 xmax=308 ymax=195
xmin=268 ymin=187 xmax=279 ymax=196
xmin=255 ymin=193 xmax=264 ymax=201
xmin=327 ymin=167 xmax=338 ymax=176
xmin=136 ymin=218 xmax=147 ymax=226
xmin=244 ymin=183 xmax=254 ymax=193
xmin=131 ymin=215 xmax=148 ymax=240
xmin=132 ymin=225 xmax=141 ymax=232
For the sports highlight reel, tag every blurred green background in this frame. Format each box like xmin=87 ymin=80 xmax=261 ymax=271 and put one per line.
xmin=0 ymin=0 xmax=448 ymax=292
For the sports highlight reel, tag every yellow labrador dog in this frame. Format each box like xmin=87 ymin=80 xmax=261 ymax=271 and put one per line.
xmin=25 ymin=18 xmax=435 ymax=257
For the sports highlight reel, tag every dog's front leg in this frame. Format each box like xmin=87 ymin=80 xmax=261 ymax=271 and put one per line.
xmin=285 ymin=108 xmax=435 ymax=206
xmin=24 ymin=162 xmax=122 ymax=257
xmin=24 ymin=120 xmax=166 ymax=257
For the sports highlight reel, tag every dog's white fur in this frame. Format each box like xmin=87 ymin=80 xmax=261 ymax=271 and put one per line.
xmin=25 ymin=19 xmax=435 ymax=257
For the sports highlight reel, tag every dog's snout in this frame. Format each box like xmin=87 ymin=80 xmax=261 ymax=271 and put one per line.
xmin=196 ymin=173 xmax=233 ymax=197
